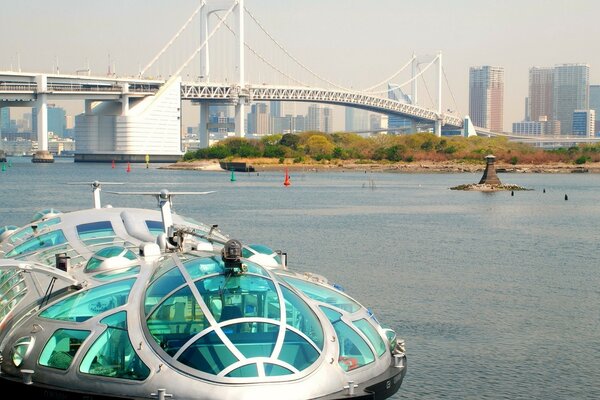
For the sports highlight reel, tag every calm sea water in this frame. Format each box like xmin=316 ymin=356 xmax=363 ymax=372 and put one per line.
xmin=1 ymin=157 xmax=599 ymax=399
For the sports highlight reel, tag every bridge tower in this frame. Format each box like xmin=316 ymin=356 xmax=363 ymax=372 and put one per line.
xmin=32 ymin=75 xmax=54 ymax=163
xmin=199 ymin=0 xmax=246 ymax=147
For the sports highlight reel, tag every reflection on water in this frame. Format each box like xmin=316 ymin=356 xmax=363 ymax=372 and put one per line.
xmin=2 ymin=158 xmax=600 ymax=399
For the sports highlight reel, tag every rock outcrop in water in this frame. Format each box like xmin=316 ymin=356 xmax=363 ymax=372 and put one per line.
xmin=451 ymin=155 xmax=529 ymax=191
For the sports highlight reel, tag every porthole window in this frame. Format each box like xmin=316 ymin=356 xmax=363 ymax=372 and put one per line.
xmin=12 ymin=336 xmax=35 ymax=367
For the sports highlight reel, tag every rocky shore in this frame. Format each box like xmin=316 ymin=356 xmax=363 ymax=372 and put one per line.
xmin=161 ymin=158 xmax=598 ymax=174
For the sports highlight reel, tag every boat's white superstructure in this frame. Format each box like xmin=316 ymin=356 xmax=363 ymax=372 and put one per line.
xmin=0 ymin=184 xmax=406 ymax=399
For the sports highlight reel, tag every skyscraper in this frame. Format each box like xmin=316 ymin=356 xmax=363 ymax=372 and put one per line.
xmin=572 ymin=110 xmax=595 ymax=136
xmin=528 ymin=67 xmax=554 ymax=122
xmin=469 ymin=66 xmax=504 ymax=132
xmin=589 ymin=85 xmax=600 ymax=134
xmin=345 ymin=107 xmax=369 ymax=132
xmin=553 ymin=64 xmax=589 ymax=134
xmin=0 ymin=107 xmax=10 ymax=134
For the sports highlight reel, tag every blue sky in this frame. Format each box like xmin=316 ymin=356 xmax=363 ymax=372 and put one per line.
xmin=1 ymin=0 xmax=598 ymax=131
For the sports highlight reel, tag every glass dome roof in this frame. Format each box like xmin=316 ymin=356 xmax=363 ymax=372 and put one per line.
xmin=144 ymin=255 xmax=325 ymax=379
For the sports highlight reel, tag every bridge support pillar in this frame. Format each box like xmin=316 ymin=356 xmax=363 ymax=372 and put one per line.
xmin=121 ymin=83 xmax=130 ymax=116
xmin=32 ymin=75 xmax=54 ymax=163
xmin=434 ymin=119 xmax=442 ymax=137
xmin=199 ymin=103 xmax=209 ymax=148
xmin=235 ymin=99 xmax=246 ymax=137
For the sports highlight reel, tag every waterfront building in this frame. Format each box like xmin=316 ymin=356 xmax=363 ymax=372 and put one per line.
xmin=553 ymin=64 xmax=589 ymax=134
xmin=48 ymin=105 xmax=66 ymax=137
xmin=512 ymin=120 xmax=547 ymax=135
xmin=589 ymin=85 xmax=600 ymax=134
xmin=0 ymin=107 xmax=9 ymax=135
xmin=572 ymin=109 xmax=595 ymax=136
xmin=345 ymin=107 xmax=369 ymax=132
xmin=387 ymin=84 xmax=414 ymax=133
xmin=270 ymin=101 xmax=282 ymax=119
xmin=469 ymin=66 xmax=504 ymax=132
xmin=306 ymin=104 xmax=333 ymax=133
xmin=323 ymin=107 xmax=333 ymax=133
xmin=528 ymin=67 xmax=554 ymax=122
xmin=247 ymin=103 xmax=271 ymax=135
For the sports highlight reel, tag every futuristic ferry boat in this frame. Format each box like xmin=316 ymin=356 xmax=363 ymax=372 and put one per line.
xmin=0 ymin=183 xmax=406 ymax=399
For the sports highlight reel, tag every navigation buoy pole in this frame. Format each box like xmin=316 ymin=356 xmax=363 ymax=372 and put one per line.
xmin=565 ymin=194 xmax=568 ymax=201
xmin=8 ymin=160 xmax=12 ymax=167
xmin=112 ymin=160 xmax=115 ymax=169
xmin=145 ymin=154 xmax=150 ymax=169
xmin=230 ymin=169 xmax=236 ymax=182
xmin=1 ymin=163 xmax=5 ymax=172
xmin=284 ymin=167 xmax=291 ymax=186
xmin=126 ymin=162 xmax=131 ymax=173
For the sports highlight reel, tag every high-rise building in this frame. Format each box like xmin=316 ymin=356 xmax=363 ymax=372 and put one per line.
xmin=469 ymin=66 xmax=504 ymax=132
xmin=247 ymin=103 xmax=270 ymax=135
xmin=345 ymin=107 xmax=369 ymax=132
xmin=572 ymin=110 xmax=595 ymax=136
xmin=553 ymin=64 xmax=589 ymax=134
xmin=270 ymin=101 xmax=281 ymax=119
xmin=589 ymin=85 xmax=600 ymax=134
xmin=0 ymin=107 xmax=10 ymax=134
xmin=323 ymin=107 xmax=333 ymax=133
xmin=48 ymin=105 xmax=66 ymax=137
xmin=528 ymin=67 xmax=554 ymax=122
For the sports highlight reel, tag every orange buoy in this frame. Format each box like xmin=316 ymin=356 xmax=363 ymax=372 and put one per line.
xmin=283 ymin=168 xmax=291 ymax=186
xmin=111 ymin=160 xmax=115 ymax=169
xmin=126 ymin=162 xmax=131 ymax=173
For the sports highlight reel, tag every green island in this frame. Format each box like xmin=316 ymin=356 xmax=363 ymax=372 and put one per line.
xmin=168 ymin=132 xmax=600 ymax=173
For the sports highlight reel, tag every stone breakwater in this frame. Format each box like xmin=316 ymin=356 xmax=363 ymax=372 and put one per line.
xmin=450 ymin=183 xmax=531 ymax=192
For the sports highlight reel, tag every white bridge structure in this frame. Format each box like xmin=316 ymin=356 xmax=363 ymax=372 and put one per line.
xmin=0 ymin=0 xmax=592 ymax=162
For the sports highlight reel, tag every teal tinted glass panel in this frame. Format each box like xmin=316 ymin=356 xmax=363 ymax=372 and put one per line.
xmin=278 ymin=329 xmax=320 ymax=371
xmin=145 ymin=220 xmax=164 ymax=237
xmin=283 ymin=277 xmax=361 ymax=313
xmin=39 ymin=329 xmax=90 ymax=370
xmin=80 ymin=312 xmax=150 ymax=381
xmin=85 ymin=247 xmax=138 ymax=273
xmin=178 ymin=331 xmax=238 ymax=374
xmin=0 ymin=291 xmax=27 ymax=322
xmin=145 ymin=267 xmax=186 ymax=315
xmin=264 ymin=363 xmax=293 ymax=376
xmin=95 ymin=246 xmax=136 ymax=260
xmin=0 ymin=225 xmax=17 ymax=236
xmin=147 ymin=286 xmax=207 ymax=356
xmin=12 ymin=336 xmax=34 ymax=367
xmin=354 ymin=319 xmax=387 ymax=357
xmin=280 ymin=286 xmax=324 ymax=350
xmin=7 ymin=217 xmax=60 ymax=244
xmin=223 ymin=322 xmax=278 ymax=358
xmin=77 ymin=221 xmax=115 ymax=240
xmin=93 ymin=266 xmax=140 ymax=281
xmin=225 ymin=364 xmax=258 ymax=378
xmin=184 ymin=257 xmax=224 ymax=280
xmin=6 ymin=229 xmax=67 ymax=257
xmin=242 ymin=244 xmax=282 ymax=264
xmin=40 ymin=279 xmax=135 ymax=322
xmin=320 ymin=307 xmax=375 ymax=372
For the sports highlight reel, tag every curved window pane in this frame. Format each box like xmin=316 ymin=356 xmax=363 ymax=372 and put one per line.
xmin=147 ymin=286 xmax=207 ymax=356
xmin=31 ymin=209 xmax=61 ymax=223
xmin=196 ymin=275 xmax=280 ymax=322
xmin=80 ymin=312 xmax=150 ymax=381
xmin=12 ymin=336 xmax=34 ymax=367
xmin=145 ymin=267 xmax=186 ymax=315
xmin=178 ymin=331 xmax=238 ymax=375
xmin=279 ymin=329 xmax=320 ymax=371
xmin=265 ymin=363 xmax=293 ymax=376
xmin=39 ymin=329 xmax=90 ymax=370
xmin=146 ymin=220 xmax=164 ymax=237
xmin=320 ymin=307 xmax=375 ymax=372
xmin=226 ymin=364 xmax=258 ymax=378
xmin=77 ymin=221 xmax=115 ymax=244
xmin=283 ymin=277 xmax=361 ymax=313
xmin=8 ymin=218 xmax=60 ymax=245
xmin=281 ymin=286 xmax=324 ymax=350
xmin=6 ymin=229 xmax=67 ymax=257
xmin=353 ymin=319 xmax=387 ymax=357
xmin=0 ymin=291 xmax=27 ymax=323
xmin=224 ymin=322 xmax=278 ymax=358
xmin=184 ymin=257 xmax=224 ymax=280
xmin=40 ymin=279 xmax=135 ymax=322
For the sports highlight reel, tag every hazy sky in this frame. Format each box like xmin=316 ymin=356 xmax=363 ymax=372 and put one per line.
xmin=1 ymin=0 xmax=599 ymax=131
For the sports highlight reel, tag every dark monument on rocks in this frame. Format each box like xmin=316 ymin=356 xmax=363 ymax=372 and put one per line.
xmin=479 ymin=155 xmax=501 ymax=185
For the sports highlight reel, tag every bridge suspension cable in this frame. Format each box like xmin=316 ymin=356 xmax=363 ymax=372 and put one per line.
xmin=171 ymin=2 xmax=236 ymax=79
xmin=140 ymin=1 xmax=205 ymax=76
xmin=442 ymin=66 xmax=460 ymax=115
xmin=365 ymin=54 xmax=439 ymax=96
xmin=360 ymin=55 xmax=416 ymax=92
xmin=244 ymin=6 xmax=355 ymax=92
xmin=213 ymin=12 xmax=309 ymax=86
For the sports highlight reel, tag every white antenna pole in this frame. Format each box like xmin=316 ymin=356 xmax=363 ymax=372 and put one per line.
xmin=92 ymin=181 xmax=102 ymax=209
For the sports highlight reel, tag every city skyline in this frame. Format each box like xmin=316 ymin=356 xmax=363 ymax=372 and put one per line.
xmin=2 ymin=0 xmax=600 ymax=132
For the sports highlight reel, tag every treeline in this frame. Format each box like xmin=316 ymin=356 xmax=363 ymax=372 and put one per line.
xmin=182 ymin=132 xmax=600 ymax=164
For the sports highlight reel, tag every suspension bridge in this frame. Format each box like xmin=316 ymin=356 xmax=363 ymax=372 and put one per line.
xmin=0 ymin=0 xmax=592 ymax=163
